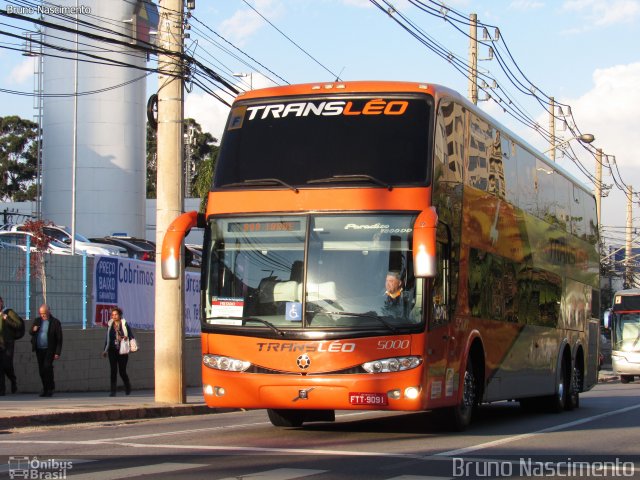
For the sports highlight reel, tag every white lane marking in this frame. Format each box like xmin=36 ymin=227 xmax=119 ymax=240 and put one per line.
xmin=218 ymin=468 xmax=327 ymax=480
xmin=69 ymin=462 xmax=207 ymax=480
xmin=98 ymin=420 xmax=271 ymax=442
xmin=105 ymin=441 xmax=428 ymax=459
xmin=435 ymin=402 xmax=640 ymax=457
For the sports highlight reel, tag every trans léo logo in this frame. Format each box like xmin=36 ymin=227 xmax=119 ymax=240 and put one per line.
xmin=245 ymin=99 xmax=410 ymax=120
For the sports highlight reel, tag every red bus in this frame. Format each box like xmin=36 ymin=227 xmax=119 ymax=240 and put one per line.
xmin=163 ymin=81 xmax=600 ymax=430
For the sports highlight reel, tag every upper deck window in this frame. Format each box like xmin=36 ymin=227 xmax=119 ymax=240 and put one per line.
xmin=214 ymin=94 xmax=433 ymax=188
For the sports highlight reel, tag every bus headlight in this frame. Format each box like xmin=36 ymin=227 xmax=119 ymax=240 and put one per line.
xmin=362 ymin=356 xmax=422 ymax=373
xmin=203 ymin=354 xmax=251 ymax=372
xmin=404 ymin=386 xmax=421 ymax=399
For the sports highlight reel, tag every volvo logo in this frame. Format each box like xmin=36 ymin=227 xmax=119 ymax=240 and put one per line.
xmin=293 ymin=387 xmax=315 ymax=402
xmin=296 ymin=353 xmax=311 ymax=370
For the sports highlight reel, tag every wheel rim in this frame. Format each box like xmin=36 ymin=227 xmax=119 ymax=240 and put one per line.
xmin=462 ymin=366 xmax=476 ymax=409
xmin=557 ymin=378 xmax=564 ymax=402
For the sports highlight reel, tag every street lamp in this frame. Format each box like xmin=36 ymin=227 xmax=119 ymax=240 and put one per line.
xmin=544 ymin=133 xmax=595 ymax=155
xmin=232 ymin=72 xmax=252 ymax=91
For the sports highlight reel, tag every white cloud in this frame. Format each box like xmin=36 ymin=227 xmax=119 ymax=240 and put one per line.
xmin=185 ymin=72 xmax=278 ymax=141
xmin=185 ymin=92 xmax=231 ymax=143
xmin=562 ymin=0 xmax=640 ymax=27
xmin=218 ymin=0 xmax=285 ymax=47
xmin=559 ymin=62 xmax=640 ymax=228
xmin=567 ymin=63 xmax=640 ymax=170
xmin=340 ymin=0 xmax=372 ymax=7
xmin=6 ymin=58 xmax=34 ymax=85
xmin=509 ymin=0 xmax=545 ymax=10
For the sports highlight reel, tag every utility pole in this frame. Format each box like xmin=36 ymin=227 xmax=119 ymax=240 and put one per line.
xmin=184 ymin=124 xmax=195 ymax=196
xmin=548 ymin=97 xmax=555 ymax=162
xmin=155 ymin=0 xmax=185 ymax=403
xmin=595 ymin=148 xmax=602 ymax=229
xmin=625 ymin=185 xmax=633 ymax=288
xmin=468 ymin=13 xmax=478 ymax=105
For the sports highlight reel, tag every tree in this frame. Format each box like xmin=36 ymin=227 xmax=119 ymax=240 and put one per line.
xmin=20 ymin=219 xmax=53 ymax=303
xmin=146 ymin=118 xmax=218 ymax=200
xmin=0 ymin=115 xmax=39 ymax=201
xmin=192 ymin=149 xmax=219 ymax=212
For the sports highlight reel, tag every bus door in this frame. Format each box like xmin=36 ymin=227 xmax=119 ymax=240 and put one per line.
xmin=425 ymin=222 xmax=455 ymax=405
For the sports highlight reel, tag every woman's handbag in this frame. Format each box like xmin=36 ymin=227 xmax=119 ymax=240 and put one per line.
xmin=130 ymin=338 xmax=139 ymax=352
xmin=119 ymin=338 xmax=131 ymax=355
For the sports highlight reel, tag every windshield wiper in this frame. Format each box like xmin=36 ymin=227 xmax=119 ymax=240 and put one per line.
xmin=222 ymin=178 xmax=299 ymax=193
xmin=307 ymin=174 xmax=392 ymax=191
xmin=207 ymin=316 xmax=285 ymax=336
xmin=323 ymin=311 xmax=399 ymax=333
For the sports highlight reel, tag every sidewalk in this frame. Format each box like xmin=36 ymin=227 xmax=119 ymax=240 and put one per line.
xmin=0 ymin=387 xmax=215 ymax=430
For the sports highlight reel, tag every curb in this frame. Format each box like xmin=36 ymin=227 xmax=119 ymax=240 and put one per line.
xmin=0 ymin=404 xmax=215 ymax=430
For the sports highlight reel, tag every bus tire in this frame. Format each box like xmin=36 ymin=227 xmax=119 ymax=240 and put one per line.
xmin=545 ymin=356 xmax=570 ymax=413
xmin=620 ymin=375 xmax=634 ymax=384
xmin=449 ymin=356 xmax=478 ymax=431
xmin=267 ymin=409 xmax=304 ymax=427
xmin=566 ymin=366 xmax=580 ymax=410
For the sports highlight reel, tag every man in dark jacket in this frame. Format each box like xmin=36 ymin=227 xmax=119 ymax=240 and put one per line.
xmin=30 ymin=304 xmax=63 ymax=397
xmin=0 ymin=295 xmax=24 ymax=395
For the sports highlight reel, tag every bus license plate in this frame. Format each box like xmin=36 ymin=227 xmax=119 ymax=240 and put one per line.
xmin=349 ymin=392 xmax=388 ymax=406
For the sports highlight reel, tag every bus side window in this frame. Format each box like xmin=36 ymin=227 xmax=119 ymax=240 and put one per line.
xmin=431 ymin=224 xmax=450 ymax=329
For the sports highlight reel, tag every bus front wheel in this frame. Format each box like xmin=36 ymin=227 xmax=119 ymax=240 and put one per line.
xmin=620 ymin=375 xmax=634 ymax=384
xmin=267 ymin=409 xmax=304 ymax=427
xmin=449 ymin=356 xmax=478 ymax=431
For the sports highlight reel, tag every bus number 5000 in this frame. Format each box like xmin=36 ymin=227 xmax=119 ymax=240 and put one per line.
xmin=377 ymin=340 xmax=409 ymax=350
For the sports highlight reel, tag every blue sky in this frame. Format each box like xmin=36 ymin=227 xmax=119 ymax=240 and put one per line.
xmin=2 ymin=0 xmax=640 ymax=244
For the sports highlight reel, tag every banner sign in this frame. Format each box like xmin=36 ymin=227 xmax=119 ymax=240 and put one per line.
xmin=93 ymin=256 xmax=200 ymax=336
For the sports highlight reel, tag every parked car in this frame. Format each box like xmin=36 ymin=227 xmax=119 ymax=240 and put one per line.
xmin=90 ymin=236 xmax=155 ymax=262
xmin=13 ymin=224 xmax=126 ymax=257
xmin=0 ymin=238 xmax=23 ymax=251
xmin=113 ymin=236 xmax=156 ymax=251
xmin=185 ymin=244 xmax=202 ymax=268
xmin=0 ymin=231 xmax=73 ymax=255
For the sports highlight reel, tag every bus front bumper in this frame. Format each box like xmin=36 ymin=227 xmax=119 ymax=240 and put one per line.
xmin=612 ymin=352 xmax=640 ymax=376
xmin=200 ymin=369 xmax=433 ymax=411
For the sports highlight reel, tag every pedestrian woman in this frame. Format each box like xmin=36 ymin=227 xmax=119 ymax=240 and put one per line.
xmin=102 ymin=307 xmax=134 ymax=396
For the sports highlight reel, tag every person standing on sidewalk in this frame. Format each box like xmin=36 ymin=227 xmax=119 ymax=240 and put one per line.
xmin=0 ymin=295 xmax=25 ymax=395
xmin=30 ymin=304 xmax=63 ymax=397
xmin=102 ymin=307 xmax=134 ymax=396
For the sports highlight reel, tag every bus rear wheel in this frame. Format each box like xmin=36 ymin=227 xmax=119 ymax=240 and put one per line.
xmin=567 ymin=365 xmax=582 ymax=410
xmin=267 ymin=409 xmax=304 ymax=427
xmin=545 ymin=356 xmax=570 ymax=413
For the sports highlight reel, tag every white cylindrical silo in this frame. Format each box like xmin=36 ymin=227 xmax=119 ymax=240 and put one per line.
xmin=42 ymin=0 xmax=149 ymax=238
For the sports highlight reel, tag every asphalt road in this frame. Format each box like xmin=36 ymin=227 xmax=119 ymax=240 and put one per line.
xmin=1 ymin=381 xmax=639 ymax=479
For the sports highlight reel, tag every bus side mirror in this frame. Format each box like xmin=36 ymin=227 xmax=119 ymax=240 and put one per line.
xmin=161 ymin=211 xmax=203 ymax=279
xmin=603 ymin=309 xmax=611 ymax=329
xmin=413 ymin=207 xmax=438 ymax=278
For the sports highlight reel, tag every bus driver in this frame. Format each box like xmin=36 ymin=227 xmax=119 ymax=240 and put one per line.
xmin=383 ymin=271 xmax=411 ymax=318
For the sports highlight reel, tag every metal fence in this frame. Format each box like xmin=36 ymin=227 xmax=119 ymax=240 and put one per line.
xmin=0 ymin=248 xmax=92 ymax=326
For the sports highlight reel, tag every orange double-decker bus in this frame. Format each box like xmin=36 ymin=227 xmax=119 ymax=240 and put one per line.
xmin=163 ymin=81 xmax=600 ymax=430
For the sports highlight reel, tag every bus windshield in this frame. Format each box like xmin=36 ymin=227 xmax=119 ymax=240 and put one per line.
xmin=203 ymin=214 xmax=421 ymax=331
xmin=213 ymin=94 xmax=433 ymax=188
xmin=612 ymin=313 xmax=640 ymax=352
